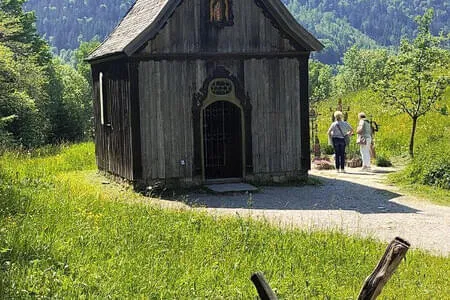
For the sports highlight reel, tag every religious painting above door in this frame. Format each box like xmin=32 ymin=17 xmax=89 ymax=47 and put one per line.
xmin=209 ymin=0 xmax=234 ymax=27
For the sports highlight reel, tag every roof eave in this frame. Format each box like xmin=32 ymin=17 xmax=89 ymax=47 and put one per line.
xmin=85 ymin=52 xmax=128 ymax=64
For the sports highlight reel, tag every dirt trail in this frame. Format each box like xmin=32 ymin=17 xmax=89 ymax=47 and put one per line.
xmin=185 ymin=167 xmax=450 ymax=256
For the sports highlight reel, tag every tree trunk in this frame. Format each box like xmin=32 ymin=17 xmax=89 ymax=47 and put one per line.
xmin=409 ymin=116 xmax=418 ymax=158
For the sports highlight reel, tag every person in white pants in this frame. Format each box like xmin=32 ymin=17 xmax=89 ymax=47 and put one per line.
xmin=356 ymin=112 xmax=372 ymax=170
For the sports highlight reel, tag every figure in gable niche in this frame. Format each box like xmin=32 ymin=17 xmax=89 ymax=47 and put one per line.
xmin=210 ymin=0 xmax=232 ymax=25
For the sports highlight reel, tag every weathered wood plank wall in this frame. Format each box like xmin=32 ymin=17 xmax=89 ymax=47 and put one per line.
xmin=244 ymin=58 xmax=302 ymax=175
xmin=138 ymin=60 xmax=204 ymax=181
xmin=92 ymin=62 xmax=134 ymax=180
xmin=141 ymin=0 xmax=296 ymax=54
xmin=138 ymin=57 xmax=305 ymax=181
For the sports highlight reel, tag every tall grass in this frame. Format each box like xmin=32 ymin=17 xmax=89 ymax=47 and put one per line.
xmin=315 ymin=87 xmax=450 ymax=205
xmin=1 ymin=143 xmax=449 ymax=298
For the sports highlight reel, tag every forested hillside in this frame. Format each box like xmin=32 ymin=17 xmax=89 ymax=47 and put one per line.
xmin=23 ymin=0 xmax=449 ymax=63
xmin=23 ymin=0 xmax=133 ymax=50
xmin=1 ymin=0 xmax=93 ymax=149
xmin=285 ymin=0 xmax=449 ymax=46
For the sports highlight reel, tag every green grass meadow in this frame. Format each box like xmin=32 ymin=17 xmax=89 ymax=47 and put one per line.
xmin=1 ymin=143 xmax=449 ymax=298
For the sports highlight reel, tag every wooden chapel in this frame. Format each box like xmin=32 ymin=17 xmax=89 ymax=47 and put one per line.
xmin=87 ymin=0 xmax=324 ymax=186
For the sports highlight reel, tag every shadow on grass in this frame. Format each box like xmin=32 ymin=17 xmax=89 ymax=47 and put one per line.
xmin=184 ymin=174 xmax=418 ymax=214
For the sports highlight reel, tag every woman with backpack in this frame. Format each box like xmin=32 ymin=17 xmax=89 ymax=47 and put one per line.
xmin=356 ymin=112 xmax=372 ymax=171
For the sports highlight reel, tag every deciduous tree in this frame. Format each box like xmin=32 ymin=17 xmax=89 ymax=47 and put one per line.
xmin=334 ymin=46 xmax=389 ymax=94
xmin=309 ymin=60 xmax=334 ymax=101
xmin=375 ymin=9 xmax=450 ymax=157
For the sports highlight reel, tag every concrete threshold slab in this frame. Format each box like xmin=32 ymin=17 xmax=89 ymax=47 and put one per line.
xmin=206 ymin=183 xmax=258 ymax=193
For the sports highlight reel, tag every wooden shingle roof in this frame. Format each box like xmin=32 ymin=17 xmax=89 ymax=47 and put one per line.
xmin=87 ymin=0 xmax=323 ymax=61
xmin=88 ymin=0 xmax=171 ymax=60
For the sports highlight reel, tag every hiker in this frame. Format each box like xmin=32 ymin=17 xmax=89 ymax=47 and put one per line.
xmin=327 ymin=111 xmax=353 ymax=173
xmin=356 ymin=112 xmax=372 ymax=171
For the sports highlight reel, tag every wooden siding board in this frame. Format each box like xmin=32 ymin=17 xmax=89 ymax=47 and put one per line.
xmin=156 ymin=62 xmax=165 ymax=178
xmin=186 ymin=61 xmax=194 ymax=178
xmin=280 ymin=58 xmax=286 ymax=171
xmin=162 ymin=61 xmax=170 ymax=177
xmin=141 ymin=60 xmax=155 ymax=180
xmin=294 ymin=59 xmax=302 ymax=170
xmin=129 ymin=61 xmax=142 ymax=181
xmin=138 ymin=63 xmax=145 ymax=178
xmin=150 ymin=61 xmax=159 ymax=179
xmin=180 ymin=61 xmax=187 ymax=177
xmin=171 ymin=61 xmax=177 ymax=177
xmin=170 ymin=61 xmax=178 ymax=177
xmin=299 ymin=56 xmax=310 ymax=171
xmin=139 ymin=61 xmax=150 ymax=180
xmin=287 ymin=58 xmax=295 ymax=171
xmin=140 ymin=0 xmax=297 ymax=55
xmin=249 ymin=60 xmax=259 ymax=173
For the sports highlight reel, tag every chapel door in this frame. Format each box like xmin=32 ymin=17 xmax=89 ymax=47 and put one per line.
xmin=203 ymin=101 xmax=242 ymax=179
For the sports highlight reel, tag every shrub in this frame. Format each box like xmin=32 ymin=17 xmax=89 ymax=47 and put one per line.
xmin=422 ymin=162 xmax=450 ymax=189
xmin=322 ymin=144 xmax=334 ymax=155
xmin=392 ymin=139 xmax=450 ymax=190
xmin=376 ymin=155 xmax=392 ymax=167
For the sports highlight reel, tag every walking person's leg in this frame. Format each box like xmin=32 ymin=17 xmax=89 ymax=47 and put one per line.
xmin=360 ymin=137 xmax=372 ymax=169
xmin=337 ymin=142 xmax=345 ymax=171
xmin=334 ymin=139 xmax=345 ymax=172
xmin=340 ymin=143 xmax=346 ymax=171
xmin=332 ymin=138 xmax=340 ymax=171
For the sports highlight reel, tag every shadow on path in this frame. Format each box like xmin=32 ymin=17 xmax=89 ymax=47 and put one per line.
xmin=186 ymin=175 xmax=419 ymax=214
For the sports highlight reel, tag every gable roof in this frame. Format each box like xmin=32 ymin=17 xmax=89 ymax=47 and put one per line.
xmin=87 ymin=0 xmax=324 ymax=61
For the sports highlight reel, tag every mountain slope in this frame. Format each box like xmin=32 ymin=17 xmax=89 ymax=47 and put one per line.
xmin=23 ymin=0 xmax=449 ymax=63
xmin=24 ymin=0 xmax=133 ymax=50
xmin=286 ymin=0 xmax=449 ymax=46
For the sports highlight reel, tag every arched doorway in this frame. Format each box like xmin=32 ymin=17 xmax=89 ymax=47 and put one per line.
xmin=203 ymin=101 xmax=243 ymax=179
xmin=192 ymin=67 xmax=252 ymax=182
xmin=199 ymin=78 xmax=245 ymax=180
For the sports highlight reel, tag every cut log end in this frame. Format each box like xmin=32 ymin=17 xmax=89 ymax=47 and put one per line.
xmin=358 ymin=237 xmax=410 ymax=300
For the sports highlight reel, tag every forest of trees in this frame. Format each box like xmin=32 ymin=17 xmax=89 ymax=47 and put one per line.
xmin=23 ymin=0 xmax=449 ymax=64
xmin=0 ymin=0 xmax=97 ymax=149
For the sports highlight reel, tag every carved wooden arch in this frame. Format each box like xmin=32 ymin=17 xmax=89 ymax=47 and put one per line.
xmin=192 ymin=66 xmax=252 ymax=178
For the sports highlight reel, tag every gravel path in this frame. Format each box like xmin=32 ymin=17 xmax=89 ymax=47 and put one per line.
xmin=186 ymin=167 xmax=450 ymax=256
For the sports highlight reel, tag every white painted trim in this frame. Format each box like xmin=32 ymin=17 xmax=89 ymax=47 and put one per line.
xmin=99 ymin=72 xmax=105 ymax=125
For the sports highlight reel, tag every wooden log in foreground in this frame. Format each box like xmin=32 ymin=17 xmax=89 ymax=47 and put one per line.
xmin=358 ymin=236 xmax=410 ymax=300
xmin=251 ymin=272 xmax=278 ymax=300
